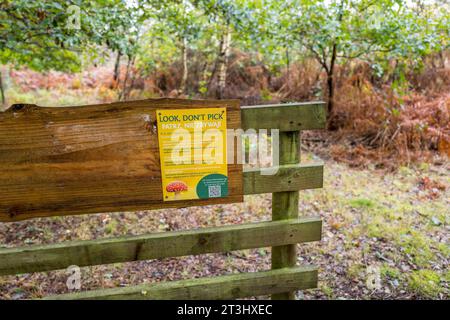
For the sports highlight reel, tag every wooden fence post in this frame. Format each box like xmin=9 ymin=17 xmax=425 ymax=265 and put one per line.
xmin=271 ymin=131 xmax=300 ymax=300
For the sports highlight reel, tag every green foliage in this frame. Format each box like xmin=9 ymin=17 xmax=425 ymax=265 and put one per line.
xmin=0 ymin=0 xmax=135 ymax=72
xmin=137 ymin=1 xmax=210 ymax=75
xmin=1 ymin=0 xmax=448 ymax=100
xmin=252 ymin=0 xmax=450 ymax=91
xmin=0 ymin=47 xmax=80 ymax=73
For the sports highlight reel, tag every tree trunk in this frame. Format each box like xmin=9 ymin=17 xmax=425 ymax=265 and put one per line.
xmin=326 ymin=0 xmax=345 ymax=126
xmin=439 ymin=50 xmax=446 ymax=69
xmin=326 ymin=72 xmax=334 ymax=116
xmin=200 ymin=60 xmax=209 ymax=97
xmin=113 ymin=51 xmax=122 ymax=85
xmin=216 ymin=26 xmax=231 ymax=99
xmin=327 ymin=43 xmax=337 ymax=116
xmin=124 ymin=56 xmax=137 ymax=101
xmin=118 ymin=30 xmax=141 ymax=101
xmin=119 ymin=54 xmax=133 ymax=101
xmin=124 ymin=55 xmax=137 ymax=101
xmin=286 ymin=47 xmax=290 ymax=89
xmin=207 ymin=59 xmax=218 ymax=95
xmin=0 ymin=69 xmax=5 ymax=106
xmin=179 ymin=37 xmax=188 ymax=94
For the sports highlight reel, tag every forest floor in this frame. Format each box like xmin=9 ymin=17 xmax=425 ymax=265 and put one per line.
xmin=0 ymin=157 xmax=448 ymax=300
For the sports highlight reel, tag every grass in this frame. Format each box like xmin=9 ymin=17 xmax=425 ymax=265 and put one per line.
xmin=380 ymin=265 xmax=402 ymax=280
xmin=3 ymin=86 xmax=103 ymax=108
xmin=319 ymin=284 xmax=335 ymax=299
xmin=347 ymin=263 xmax=365 ymax=279
xmin=408 ymin=270 xmax=442 ymax=298
xmin=348 ymin=198 xmax=376 ymax=209
xmin=1 ymin=82 xmax=140 ymax=111
xmin=306 ymin=160 xmax=449 ymax=299
xmin=397 ymin=231 xmax=437 ymax=268
xmin=104 ymin=220 xmax=118 ymax=235
xmin=1 ymin=83 xmax=164 ymax=111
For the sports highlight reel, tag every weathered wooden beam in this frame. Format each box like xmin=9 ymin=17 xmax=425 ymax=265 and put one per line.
xmin=241 ymin=102 xmax=326 ymax=131
xmin=0 ymin=99 xmax=243 ymax=222
xmin=0 ymin=100 xmax=325 ymax=222
xmin=0 ymin=218 xmax=321 ymax=276
xmin=0 ymin=162 xmax=322 ymax=222
xmin=271 ymin=131 xmax=301 ymax=300
xmin=44 ymin=266 xmax=318 ymax=300
xmin=243 ymin=163 xmax=323 ymax=194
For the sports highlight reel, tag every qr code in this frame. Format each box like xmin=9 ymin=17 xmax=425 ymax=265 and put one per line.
xmin=208 ymin=185 xmax=221 ymax=198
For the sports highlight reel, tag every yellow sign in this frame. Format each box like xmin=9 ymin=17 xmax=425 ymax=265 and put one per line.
xmin=156 ymin=107 xmax=228 ymax=201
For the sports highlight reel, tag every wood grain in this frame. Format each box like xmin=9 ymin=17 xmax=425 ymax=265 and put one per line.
xmin=0 ymin=217 xmax=321 ymax=275
xmin=243 ymin=163 xmax=323 ymax=194
xmin=271 ymin=131 xmax=301 ymax=300
xmin=0 ymin=100 xmax=327 ymax=222
xmin=241 ymin=102 xmax=326 ymax=131
xmin=0 ymin=99 xmax=242 ymax=222
xmin=44 ymin=266 xmax=318 ymax=300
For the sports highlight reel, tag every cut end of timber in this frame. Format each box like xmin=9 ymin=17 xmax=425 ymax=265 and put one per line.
xmin=4 ymin=104 xmax=39 ymax=112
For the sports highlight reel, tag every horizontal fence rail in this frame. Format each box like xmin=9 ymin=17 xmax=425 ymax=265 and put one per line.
xmin=243 ymin=163 xmax=323 ymax=194
xmin=0 ymin=217 xmax=321 ymax=276
xmin=45 ymin=266 xmax=318 ymax=300
xmin=0 ymin=163 xmax=323 ymax=223
xmin=241 ymin=102 xmax=326 ymax=131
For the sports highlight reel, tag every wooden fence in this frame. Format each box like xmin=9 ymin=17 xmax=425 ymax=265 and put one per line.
xmin=0 ymin=99 xmax=326 ymax=300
